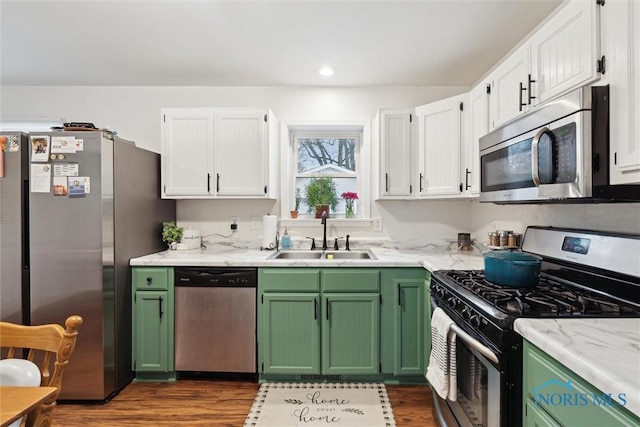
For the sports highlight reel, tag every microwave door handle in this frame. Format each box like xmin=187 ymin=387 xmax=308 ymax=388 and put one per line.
xmin=450 ymin=324 xmax=499 ymax=364
xmin=531 ymin=127 xmax=548 ymax=187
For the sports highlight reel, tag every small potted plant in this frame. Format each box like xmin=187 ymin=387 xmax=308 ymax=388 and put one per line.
xmin=304 ymin=176 xmax=339 ymax=219
xmin=341 ymin=191 xmax=358 ymax=218
xmin=162 ymin=221 xmax=184 ymax=250
xmin=290 ymin=188 xmax=302 ymax=219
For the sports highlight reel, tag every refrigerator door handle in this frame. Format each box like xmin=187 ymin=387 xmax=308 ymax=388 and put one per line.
xmin=22 ymin=179 xmax=30 ymax=269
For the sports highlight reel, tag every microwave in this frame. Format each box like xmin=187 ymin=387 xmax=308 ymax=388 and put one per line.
xmin=479 ymin=85 xmax=640 ymax=203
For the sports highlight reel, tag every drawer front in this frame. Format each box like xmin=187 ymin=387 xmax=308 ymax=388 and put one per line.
xmin=133 ymin=268 xmax=170 ymax=291
xmin=259 ymin=268 xmax=320 ymax=292
xmin=321 ymin=269 xmax=380 ymax=292
xmin=524 ymin=341 xmax=639 ymax=427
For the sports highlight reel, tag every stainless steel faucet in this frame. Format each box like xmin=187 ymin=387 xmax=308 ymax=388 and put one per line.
xmin=321 ymin=210 xmax=328 ymax=250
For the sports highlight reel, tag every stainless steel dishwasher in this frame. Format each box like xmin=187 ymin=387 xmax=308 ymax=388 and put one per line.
xmin=174 ymin=268 xmax=257 ymax=373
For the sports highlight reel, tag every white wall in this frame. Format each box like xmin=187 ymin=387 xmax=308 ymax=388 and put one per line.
xmin=2 ymin=85 xmax=638 ymax=246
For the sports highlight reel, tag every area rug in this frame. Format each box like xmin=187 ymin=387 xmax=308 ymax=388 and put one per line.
xmin=244 ymin=382 xmax=396 ymax=427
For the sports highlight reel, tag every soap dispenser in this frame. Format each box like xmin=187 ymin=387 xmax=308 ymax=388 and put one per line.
xmin=281 ymin=227 xmax=291 ymax=249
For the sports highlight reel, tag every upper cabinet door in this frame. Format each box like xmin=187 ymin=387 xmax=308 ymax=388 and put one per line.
xmin=602 ymin=0 xmax=640 ymax=184
xmin=214 ymin=110 xmax=268 ymax=197
xmin=379 ymin=110 xmax=414 ymax=198
xmin=161 ymin=108 xmax=214 ymax=198
xmin=416 ymin=94 xmax=466 ymax=197
xmin=488 ymin=43 xmax=531 ymax=130
xmin=466 ymin=82 xmax=489 ymax=196
xmin=530 ymin=0 xmax=600 ymax=106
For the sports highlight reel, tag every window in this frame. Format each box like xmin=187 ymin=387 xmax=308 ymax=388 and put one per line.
xmin=292 ymin=131 xmax=362 ymax=217
xmin=281 ymin=122 xmax=371 ymax=225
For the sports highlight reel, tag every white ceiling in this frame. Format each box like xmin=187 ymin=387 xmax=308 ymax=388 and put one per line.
xmin=0 ymin=0 xmax=563 ymax=87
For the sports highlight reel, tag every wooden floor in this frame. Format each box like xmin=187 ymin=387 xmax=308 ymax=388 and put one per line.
xmin=51 ymin=380 xmax=436 ymax=426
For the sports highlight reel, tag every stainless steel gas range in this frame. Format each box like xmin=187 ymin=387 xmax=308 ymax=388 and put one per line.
xmin=429 ymin=226 xmax=640 ymax=427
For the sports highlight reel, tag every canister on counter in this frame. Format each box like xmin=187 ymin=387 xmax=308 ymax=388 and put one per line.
xmin=488 ymin=232 xmax=499 ymax=247
xmin=508 ymin=233 xmax=521 ymax=247
xmin=499 ymin=230 xmax=509 ymax=247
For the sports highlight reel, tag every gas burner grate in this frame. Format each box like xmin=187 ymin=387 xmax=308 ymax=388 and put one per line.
xmin=443 ymin=270 xmax=639 ymax=317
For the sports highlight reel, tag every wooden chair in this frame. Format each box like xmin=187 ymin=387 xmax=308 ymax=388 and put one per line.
xmin=0 ymin=315 xmax=83 ymax=427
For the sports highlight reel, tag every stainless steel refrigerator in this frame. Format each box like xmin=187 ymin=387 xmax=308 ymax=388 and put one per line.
xmin=0 ymin=131 xmax=176 ymax=400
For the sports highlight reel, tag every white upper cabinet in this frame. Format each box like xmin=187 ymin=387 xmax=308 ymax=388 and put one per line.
xmin=466 ymin=82 xmax=489 ymax=197
xmin=529 ymin=0 xmax=600 ymax=105
xmin=488 ymin=0 xmax=602 ymax=131
xmin=416 ymin=94 xmax=467 ymax=198
xmin=162 ymin=108 xmax=213 ymax=197
xmin=488 ymin=43 xmax=532 ymax=130
xmin=214 ymin=110 xmax=269 ymax=197
xmin=601 ymin=0 xmax=640 ymax=184
xmin=378 ymin=109 xmax=414 ymax=199
xmin=161 ymin=108 xmax=276 ymax=199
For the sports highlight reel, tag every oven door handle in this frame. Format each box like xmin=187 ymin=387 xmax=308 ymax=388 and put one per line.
xmin=531 ymin=126 xmax=548 ymax=187
xmin=450 ymin=323 xmax=499 ymax=364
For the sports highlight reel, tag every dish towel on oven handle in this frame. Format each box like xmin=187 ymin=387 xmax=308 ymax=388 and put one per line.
xmin=425 ymin=307 xmax=457 ymax=401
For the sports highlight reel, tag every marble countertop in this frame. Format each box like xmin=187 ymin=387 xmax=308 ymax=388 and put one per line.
xmin=514 ymin=318 xmax=640 ymax=418
xmin=129 ymin=241 xmax=485 ymax=270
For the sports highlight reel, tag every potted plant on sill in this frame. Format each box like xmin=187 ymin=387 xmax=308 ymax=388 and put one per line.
xmin=304 ymin=176 xmax=338 ymax=219
xmin=162 ymin=221 xmax=183 ymax=250
xmin=290 ymin=188 xmax=302 ymax=219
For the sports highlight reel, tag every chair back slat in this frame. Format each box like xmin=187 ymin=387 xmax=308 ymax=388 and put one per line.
xmin=0 ymin=315 xmax=82 ymax=427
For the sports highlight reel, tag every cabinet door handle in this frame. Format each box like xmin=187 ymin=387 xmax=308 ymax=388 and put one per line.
xmin=465 ymin=168 xmax=471 ymax=190
xmin=326 ymin=300 xmax=330 ymax=320
xmin=207 ymin=173 xmax=211 ymax=193
xmin=419 ymin=173 xmax=424 ymax=192
xmin=527 ymin=74 xmax=536 ymax=105
xmin=216 ymin=173 xmax=220 ymax=193
xmin=398 ymin=285 xmax=402 ymax=306
xmin=385 ymin=173 xmax=389 ymax=193
xmin=314 ymin=298 xmax=318 ymax=320
xmin=158 ymin=296 xmax=164 ymax=319
xmin=519 ymin=82 xmax=527 ymax=112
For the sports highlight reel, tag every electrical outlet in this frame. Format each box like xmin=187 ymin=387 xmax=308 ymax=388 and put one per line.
xmin=372 ymin=217 xmax=383 ymax=231
xmin=491 ymin=220 xmax=499 ymax=231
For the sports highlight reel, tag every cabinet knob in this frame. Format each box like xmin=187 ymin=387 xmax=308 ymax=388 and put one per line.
xmin=146 ymin=277 xmax=152 ymax=286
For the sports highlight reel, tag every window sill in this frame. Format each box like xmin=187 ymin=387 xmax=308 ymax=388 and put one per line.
xmin=280 ymin=218 xmax=373 ymax=228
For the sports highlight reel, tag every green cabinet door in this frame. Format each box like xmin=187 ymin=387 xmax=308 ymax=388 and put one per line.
xmin=425 ymin=271 xmax=432 ymax=364
xmin=394 ymin=278 xmax=425 ymax=375
xmin=524 ymin=399 xmax=561 ymax=427
xmin=322 ymin=293 xmax=380 ymax=375
xmin=261 ymin=293 xmax=320 ymax=374
xmin=523 ymin=340 xmax=640 ymax=427
xmin=133 ymin=290 xmax=169 ymax=372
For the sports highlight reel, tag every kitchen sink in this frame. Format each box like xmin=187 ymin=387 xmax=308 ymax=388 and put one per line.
xmin=267 ymin=249 xmax=377 ymax=260
xmin=324 ymin=250 xmax=377 ymax=260
xmin=268 ymin=250 xmax=323 ymax=259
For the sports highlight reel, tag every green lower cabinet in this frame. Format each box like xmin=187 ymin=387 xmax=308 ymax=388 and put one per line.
xmin=523 ymin=340 xmax=640 ymax=427
xmin=425 ymin=271 xmax=432 ymax=363
xmin=380 ymin=269 xmax=427 ymax=376
xmin=322 ymin=293 xmax=380 ymax=374
xmin=133 ymin=290 xmax=169 ymax=371
xmin=261 ymin=293 xmax=320 ymax=374
xmin=258 ymin=267 xmax=426 ymax=382
xmin=131 ymin=267 xmax=175 ymax=380
xmin=524 ymin=399 xmax=561 ymax=427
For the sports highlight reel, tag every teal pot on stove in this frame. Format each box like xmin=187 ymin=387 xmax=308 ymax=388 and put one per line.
xmin=483 ymin=250 xmax=542 ymax=287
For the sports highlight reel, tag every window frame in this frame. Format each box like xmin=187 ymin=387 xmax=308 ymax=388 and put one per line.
xmin=280 ymin=121 xmax=372 ymax=227
xmin=293 ymin=131 xmax=361 ymax=216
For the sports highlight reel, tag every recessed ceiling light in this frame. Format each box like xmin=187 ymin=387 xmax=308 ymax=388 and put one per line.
xmin=318 ymin=66 xmax=335 ymax=77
